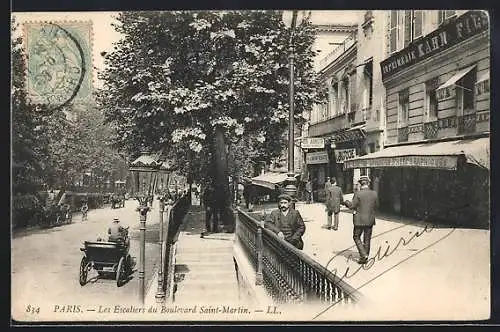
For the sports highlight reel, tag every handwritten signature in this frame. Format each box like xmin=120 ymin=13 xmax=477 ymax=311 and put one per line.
xmin=312 ymin=222 xmax=456 ymax=320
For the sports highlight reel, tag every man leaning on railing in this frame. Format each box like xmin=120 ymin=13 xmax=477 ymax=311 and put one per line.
xmin=264 ymin=193 xmax=306 ymax=250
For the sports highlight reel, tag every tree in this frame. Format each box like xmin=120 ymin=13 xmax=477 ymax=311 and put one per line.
xmin=98 ymin=11 xmax=323 ymax=221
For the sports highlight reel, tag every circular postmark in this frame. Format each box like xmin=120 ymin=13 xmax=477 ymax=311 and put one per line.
xmin=27 ymin=22 xmax=87 ymax=112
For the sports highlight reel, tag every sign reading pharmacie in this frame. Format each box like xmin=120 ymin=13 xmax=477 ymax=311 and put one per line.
xmin=301 ymin=137 xmax=325 ymax=149
xmin=306 ymin=151 xmax=329 ymax=165
xmin=335 ymin=148 xmax=356 ymax=163
xmin=380 ymin=10 xmax=489 ymax=80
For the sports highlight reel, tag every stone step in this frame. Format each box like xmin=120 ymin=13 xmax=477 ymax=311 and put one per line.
xmin=174 ymin=261 xmax=235 ymax=272
xmin=176 ymin=246 xmax=234 ymax=254
xmin=175 ymin=270 xmax=237 ymax=281
xmin=174 ymin=254 xmax=234 ymax=263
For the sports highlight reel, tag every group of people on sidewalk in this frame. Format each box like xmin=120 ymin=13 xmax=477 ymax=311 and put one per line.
xmin=264 ymin=176 xmax=378 ymax=265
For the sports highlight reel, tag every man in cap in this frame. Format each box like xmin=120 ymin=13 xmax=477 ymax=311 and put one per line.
xmin=348 ymin=175 xmax=378 ymax=264
xmin=265 ymin=193 xmax=306 ymax=250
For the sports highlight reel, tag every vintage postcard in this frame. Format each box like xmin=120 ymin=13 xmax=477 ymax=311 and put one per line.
xmin=11 ymin=10 xmax=491 ymax=323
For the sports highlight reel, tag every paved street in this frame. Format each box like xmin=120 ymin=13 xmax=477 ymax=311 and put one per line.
xmin=252 ymin=196 xmax=490 ymax=321
xmin=12 ymin=199 xmax=163 ymax=321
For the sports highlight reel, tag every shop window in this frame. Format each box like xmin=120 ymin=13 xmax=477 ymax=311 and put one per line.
xmin=456 ymin=68 xmax=477 ymax=115
xmin=398 ymin=88 xmax=409 ymax=126
xmin=438 ymin=10 xmax=456 ymax=25
xmin=425 ymin=78 xmax=439 ymax=120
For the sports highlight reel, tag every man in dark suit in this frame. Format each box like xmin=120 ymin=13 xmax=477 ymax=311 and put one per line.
xmin=347 ymin=176 xmax=379 ymax=264
xmin=322 ymin=177 xmax=344 ymax=231
xmin=265 ymin=193 xmax=306 ymax=250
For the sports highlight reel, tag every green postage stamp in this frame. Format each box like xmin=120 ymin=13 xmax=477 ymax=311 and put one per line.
xmin=23 ymin=21 xmax=93 ymax=108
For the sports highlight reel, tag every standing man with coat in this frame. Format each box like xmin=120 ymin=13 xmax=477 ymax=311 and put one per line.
xmin=322 ymin=177 xmax=344 ymax=231
xmin=346 ymin=175 xmax=379 ymax=264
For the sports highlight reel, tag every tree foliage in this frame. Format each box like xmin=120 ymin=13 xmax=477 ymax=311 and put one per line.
xmin=98 ymin=10 xmax=323 ymax=182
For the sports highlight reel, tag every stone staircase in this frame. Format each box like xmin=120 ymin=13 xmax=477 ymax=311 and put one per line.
xmin=172 ymin=207 xmax=240 ymax=304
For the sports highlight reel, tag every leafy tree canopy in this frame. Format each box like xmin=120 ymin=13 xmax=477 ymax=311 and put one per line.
xmin=98 ymin=10 xmax=323 ymax=179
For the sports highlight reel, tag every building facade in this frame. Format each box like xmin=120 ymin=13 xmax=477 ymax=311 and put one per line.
xmin=345 ymin=10 xmax=490 ymax=227
xmin=304 ymin=10 xmax=388 ymax=200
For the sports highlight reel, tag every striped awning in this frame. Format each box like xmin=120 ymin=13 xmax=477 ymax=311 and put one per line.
xmin=344 ymin=137 xmax=489 ymax=170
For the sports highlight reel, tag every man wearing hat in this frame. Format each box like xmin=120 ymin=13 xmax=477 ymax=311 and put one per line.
xmin=265 ymin=193 xmax=306 ymax=250
xmin=108 ymin=218 xmax=128 ymax=244
xmin=348 ymin=175 xmax=378 ymax=264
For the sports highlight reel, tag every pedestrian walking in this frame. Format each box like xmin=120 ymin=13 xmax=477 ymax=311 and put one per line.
xmin=305 ymin=178 xmax=313 ymax=204
xmin=81 ymin=201 xmax=89 ymax=221
xmin=265 ymin=193 xmax=306 ymax=250
xmin=322 ymin=177 xmax=344 ymax=231
xmin=345 ymin=175 xmax=379 ymax=264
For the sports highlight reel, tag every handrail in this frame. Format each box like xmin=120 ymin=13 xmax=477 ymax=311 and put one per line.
xmin=161 ymin=193 xmax=191 ymax=301
xmin=236 ymin=207 xmax=362 ymax=305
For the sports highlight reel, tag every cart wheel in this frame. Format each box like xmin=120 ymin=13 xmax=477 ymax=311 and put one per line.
xmin=79 ymin=257 xmax=89 ymax=286
xmin=116 ymin=257 xmax=126 ymax=287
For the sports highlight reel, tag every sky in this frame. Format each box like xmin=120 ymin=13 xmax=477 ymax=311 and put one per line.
xmin=12 ymin=10 xmax=364 ymax=87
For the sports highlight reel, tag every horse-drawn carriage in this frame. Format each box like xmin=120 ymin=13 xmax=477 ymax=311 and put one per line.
xmin=110 ymin=193 xmax=125 ymax=209
xmin=79 ymin=228 xmax=132 ymax=287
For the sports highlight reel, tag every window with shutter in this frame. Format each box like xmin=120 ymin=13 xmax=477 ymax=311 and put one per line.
xmin=398 ymin=89 xmax=409 ymax=126
xmin=404 ymin=10 xmax=412 ymax=47
xmin=413 ymin=10 xmax=423 ymax=39
xmin=389 ymin=10 xmax=398 ymax=54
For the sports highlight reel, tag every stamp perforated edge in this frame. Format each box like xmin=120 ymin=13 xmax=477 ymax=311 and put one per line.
xmin=21 ymin=20 xmax=95 ymax=106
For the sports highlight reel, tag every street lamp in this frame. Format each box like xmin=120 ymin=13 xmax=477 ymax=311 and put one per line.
xmin=155 ymin=160 xmax=175 ymax=303
xmin=129 ymin=151 xmax=161 ymax=304
xmin=282 ymin=10 xmax=307 ymax=203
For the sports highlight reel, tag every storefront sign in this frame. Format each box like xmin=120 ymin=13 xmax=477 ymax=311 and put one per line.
xmin=306 ymin=151 xmax=329 ymax=165
xmin=381 ymin=11 xmax=489 ymax=80
xmin=301 ymin=137 xmax=325 ymax=149
xmin=344 ymin=155 xmax=458 ymax=170
xmin=336 ymin=148 xmax=356 ymax=163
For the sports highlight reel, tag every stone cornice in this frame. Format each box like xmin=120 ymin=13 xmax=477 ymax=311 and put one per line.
xmin=313 ymin=24 xmax=358 ymax=33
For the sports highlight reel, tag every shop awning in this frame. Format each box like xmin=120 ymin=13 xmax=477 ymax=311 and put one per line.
xmin=251 ymin=172 xmax=300 ymax=190
xmin=344 ymin=137 xmax=489 ymax=170
xmin=436 ymin=65 xmax=476 ymax=92
xmin=330 ymin=124 xmax=366 ymax=143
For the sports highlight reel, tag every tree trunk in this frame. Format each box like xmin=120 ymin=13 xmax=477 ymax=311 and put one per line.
xmin=212 ymin=126 xmax=232 ymax=229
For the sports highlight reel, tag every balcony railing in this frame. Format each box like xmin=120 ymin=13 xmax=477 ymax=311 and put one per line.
xmin=398 ymin=126 xmax=409 ymax=142
xmin=457 ymin=113 xmax=477 ymax=135
xmin=424 ymin=121 xmax=438 ymax=139
xmin=236 ymin=209 xmax=361 ymax=305
xmin=318 ymin=32 xmax=357 ymax=71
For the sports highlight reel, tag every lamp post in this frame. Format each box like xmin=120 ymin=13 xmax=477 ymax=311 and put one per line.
xmin=282 ymin=10 xmax=305 ymax=203
xmin=155 ymin=161 xmax=173 ymax=302
xmin=129 ymin=152 xmax=161 ymax=304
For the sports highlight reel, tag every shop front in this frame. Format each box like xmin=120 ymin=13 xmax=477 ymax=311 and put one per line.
xmin=305 ymin=150 xmax=329 ymax=201
xmin=344 ymin=136 xmax=489 ymax=228
xmin=330 ymin=124 xmax=367 ymax=194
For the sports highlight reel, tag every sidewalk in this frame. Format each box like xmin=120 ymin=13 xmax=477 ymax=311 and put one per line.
xmin=251 ymin=197 xmax=490 ymax=321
